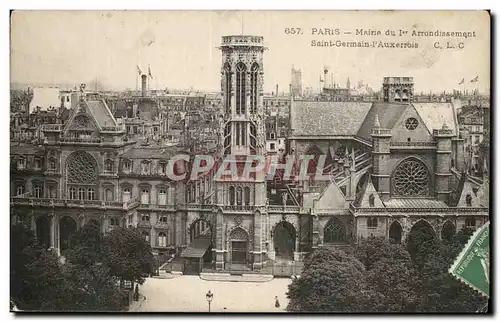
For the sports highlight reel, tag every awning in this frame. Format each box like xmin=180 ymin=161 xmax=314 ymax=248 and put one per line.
xmin=180 ymin=237 xmax=211 ymax=258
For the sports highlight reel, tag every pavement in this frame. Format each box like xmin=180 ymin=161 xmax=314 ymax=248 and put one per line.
xmin=128 ymin=295 xmax=146 ymax=312
xmin=200 ymin=272 xmax=274 ymax=283
xmin=132 ymin=275 xmax=292 ymax=312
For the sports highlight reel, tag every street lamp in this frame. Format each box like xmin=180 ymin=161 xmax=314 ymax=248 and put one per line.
xmin=206 ymin=290 xmax=213 ymax=312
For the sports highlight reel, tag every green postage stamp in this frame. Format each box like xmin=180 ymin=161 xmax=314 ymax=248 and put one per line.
xmin=449 ymin=221 xmax=490 ymax=298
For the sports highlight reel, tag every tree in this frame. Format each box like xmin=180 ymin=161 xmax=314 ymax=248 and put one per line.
xmin=414 ymin=228 xmax=488 ymax=312
xmin=355 ymin=237 xmax=419 ymax=312
xmin=65 ymin=221 xmax=104 ymax=267
xmin=10 ymin=223 xmax=69 ymax=311
xmin=102 ymin=227 xmax=154 ymax=286
xmin=287 ymin=247 xmax=372 ymax=312
xmin=61 ymin=263 xmax=125 ymax=312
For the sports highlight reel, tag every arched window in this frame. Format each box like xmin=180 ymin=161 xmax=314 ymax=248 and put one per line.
xmin=34 ymin=184 xmax=43 ymax=198
xmin=141 ymin=214 xmax=150 ymax=222
xmin=142 ymin=231 xmax=150 ymax=242
xmin=250 ymin=63 xmax=259 ymax=114
xmin=87 ymin=188 xmax=95 ymax=200
xmin=159 ymin=215 xmax=168 ymax=223
xmin=236 ymin=187 xmax=243 ymax=206
xmin=367 ymin=217 xmax=378 ymax=228
xmin=141 ymin=189 xmax=150 ymax=205
xmin=229 ymin=186 xmax=235 ymax=205
xmin=78 ymin=188 xmax=85 ymax=200
xmin=69 ymin=187 xmax=76 ymax=199
xmin=224 ymin=63 xmax=232 ymax=115
xmin=105 ymin=188 xmax=114 ymax=201
xmin=122 ymin=188 xmax=131 ymax=202
xmin=235 ymin=62 xmax=247 ymax=115
xmin=369 ymin=194 xmax=375 ymax=207
xmin=34 ymin=158 xmax=42 ymax=170
xmin=392 ymin=158 xmax=430 ymax=196
xmin=158 ymin=232 xmax=167 ymax=247
xmin=158 ymin=189 xmax=167 ymax=205
xmin=104 ymin=159 xmax=114 ymax=173
xmin=324 ymin=217 xmax=347 ymax=243
xmin=244 ymin=187 xmax=251 ymax=205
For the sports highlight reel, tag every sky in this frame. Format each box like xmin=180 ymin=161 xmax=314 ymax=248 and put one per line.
xmin=10 ymin=10 xmax=490 ymax=94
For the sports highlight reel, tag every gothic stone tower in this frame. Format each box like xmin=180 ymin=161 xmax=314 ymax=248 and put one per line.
xmin=214 ymin=35 xmax=267 ymax=270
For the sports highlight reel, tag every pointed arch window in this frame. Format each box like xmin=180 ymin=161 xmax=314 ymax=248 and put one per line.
xmin=236 ymin=62 xmax=247 ymax=115
xmin=158 ymin=189 xmax=167 ymax=205
xmin=122 ymin=188 xmax=131 ymax=203
xmin=142 ymin=231 xmax=150 ymax=242
xmin=16 ymin=184 xmax=25 ymax=196
xmin=368 ymin=194 xmax=375 ymax=207
xmin=224 ymin=63 xmax=232 ymax=115
xmin=367 ymin=217 xmax=378 ymax=228
xmin=105 ymin=188 xmax=114 ymax=201
xmin=250 ymin=63 xmax=259 ymax=114
xmin=141 ymin=189 xmax=150 ymax=205
xmin=229 ymin=186 xmax=235 ymax=205
xmin=244 ymin=187 xmax=251 ymax=205
xmin=49 ymin=158 xmax=57 ymax=170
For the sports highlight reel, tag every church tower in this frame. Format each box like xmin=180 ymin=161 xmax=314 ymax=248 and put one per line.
xmin=214 ymin=35 xmax=268 ymax=270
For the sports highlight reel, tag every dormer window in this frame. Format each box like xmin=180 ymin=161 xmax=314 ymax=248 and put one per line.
xmin=466 ymin=193 xmax=472 ymax=207
xmin=369 ymin=194 xmax=375 ymax=207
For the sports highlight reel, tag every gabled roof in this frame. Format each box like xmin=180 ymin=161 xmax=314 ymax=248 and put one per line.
xmin=314 ymin=180 xmax=347 ymax=210
xmin=474 ymin=178 xmax=489 ymax=208
xmin=412 ymin=103 xmax=458 ymax=136
xmin=290 ymin=101 xmax=372 ymax=136
xmin=120 ymin=146 xmax=179 ymax=160
xmin=354 ymin=176 xmax=384 ymax=208
xmin=356 ymin=102 xmax=408 ymax=140
xmin=86 ymin=99 xmax=118 ymax=128
xmin=454 ymin=178 xmax=479 ymax=207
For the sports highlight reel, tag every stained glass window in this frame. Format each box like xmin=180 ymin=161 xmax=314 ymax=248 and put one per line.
xmin=324 ymin=218 xmax=346 ymax=243
xmin=66 ymin=151 xmax=97 ymax=184
xmin=393 ymin=159 xmax=430 ymax=196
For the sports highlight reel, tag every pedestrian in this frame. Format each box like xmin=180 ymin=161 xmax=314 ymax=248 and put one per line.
xmin=274 ymin=296 xmax=280 ymax=308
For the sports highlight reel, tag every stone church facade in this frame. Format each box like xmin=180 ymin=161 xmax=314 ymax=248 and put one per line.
xmin=11 ymin=36 xmax=489 ymax=275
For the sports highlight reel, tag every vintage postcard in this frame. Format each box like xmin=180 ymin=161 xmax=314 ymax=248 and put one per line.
xmin=10 ymin=10 xmax=490 ymax=313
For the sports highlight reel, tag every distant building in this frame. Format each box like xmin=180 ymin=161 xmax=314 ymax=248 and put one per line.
xmin=290 ymin=66 xmax=303 ymax=98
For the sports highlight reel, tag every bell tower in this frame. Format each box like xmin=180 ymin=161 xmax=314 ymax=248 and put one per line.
xmin=213 ymin=35 xmax=268 ymax=271
xmin=219 ymin=35 xmax=266 ymax=156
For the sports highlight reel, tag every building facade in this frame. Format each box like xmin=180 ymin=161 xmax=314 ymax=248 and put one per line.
xmin=11 ymin=35 xmax=490 ymax=276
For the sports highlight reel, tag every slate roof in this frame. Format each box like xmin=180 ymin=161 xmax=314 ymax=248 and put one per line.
xmin=290 ymin=101 xmax=372 ymax=136
xmin=383 ymin=198 xmax=448 ymax=208
xmin=86 ymin=99 xmax=117 ymax=128
xmin=120 ymin=146 xmax=179 ymax=160
xmin=413 ymin=103 xmax=458 ymax=135
xmin=356 ymin=102 xmax=408 ymax=141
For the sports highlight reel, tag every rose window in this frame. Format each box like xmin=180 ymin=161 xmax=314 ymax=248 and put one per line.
xmin=66 ymin=151 xmax=97 ymax=184
xmin=405 ymin=117 xmax=419 ymax=130
xmin=393 ymin=159 xmax=429 ymax=196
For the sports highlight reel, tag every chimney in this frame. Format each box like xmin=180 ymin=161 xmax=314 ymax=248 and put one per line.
xmin=141 ymin=74 xmax=147 ymax=97
xmin=276 ymin=85 xmax=279 ymax=97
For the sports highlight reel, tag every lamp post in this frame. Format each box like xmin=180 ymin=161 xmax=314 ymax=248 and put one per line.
xmin=206 ymin=290 xmax=213 ymax=312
